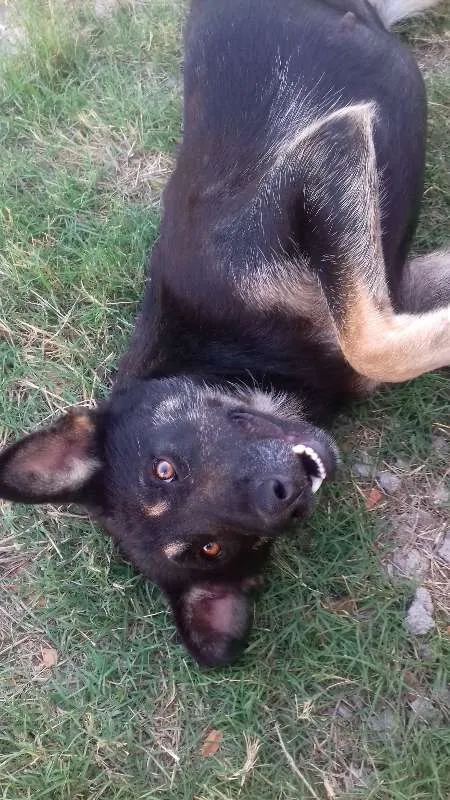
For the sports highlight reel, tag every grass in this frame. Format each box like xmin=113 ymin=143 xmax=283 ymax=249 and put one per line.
xmin=0 ymin=1 xmax=449 ymax=798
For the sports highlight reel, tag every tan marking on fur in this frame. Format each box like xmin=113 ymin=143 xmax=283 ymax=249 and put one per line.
xmin=7 ymin=449 xmax=100 ymax=494
xmin=242 ymin=104 xmax=384 ymax=352
xmin=274 ymin=105 xmax=450 ymax=383
xmin=339 ymin=281 xmax=450 ymax=382
xmin=61 ymin=457 xmax=101 ymax=489
xmin=142 ymin=499 xmax=170 ymax=517
xmin=272 ymin=102 xmax=375 ymax=173
xmin=185 ymin=586 xmax=248 ymax=639
xmin=239 ymin=257 xmax=337 ymax=347
xmin=69 ymin=411 xmax=96 ymax=435
xmin=163 ymin=540 xmax=187 ymax=558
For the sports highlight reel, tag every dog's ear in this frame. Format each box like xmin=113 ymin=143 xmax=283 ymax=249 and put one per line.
xmin=167 ymin=581 xmax=257 ymax=667
xmin=0 ymin=408 xmax=104 ymax=504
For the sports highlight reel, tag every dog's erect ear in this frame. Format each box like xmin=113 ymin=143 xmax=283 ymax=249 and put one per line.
xmin=167 ymin=581 xmax=259 ymax=667
xmin=0 ymin=408 xmax=104 ymax=504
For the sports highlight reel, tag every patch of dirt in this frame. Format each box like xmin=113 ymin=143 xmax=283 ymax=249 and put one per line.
xmin=50 ymin=111 xmax=174 ymax=205
xmin=0 ymin=506 xmax=59 ymax=688
xmin=350 ymin=425 xmax=449 ymax=626
xmin=93 ymin=0 xmax=131 ymax=18
xmin=131 ymin=677 xmax=182 ymax=788
xmin=0 ymin=1 xmax=25 ymax=54
xmin=0 ymin=589 xmax=57 ymax=690
xmin=111 ymin=150 xmax=174 ymax=203
xmin=412 ymin=30 xmax=450 ymax=75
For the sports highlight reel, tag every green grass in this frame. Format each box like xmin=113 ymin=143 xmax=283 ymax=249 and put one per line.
xmin=0 ymin=2 xmax=449 ymax=798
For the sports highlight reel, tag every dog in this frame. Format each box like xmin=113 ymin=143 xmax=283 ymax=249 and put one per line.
xmin=1 ymin=0 xmax=448 ymax=666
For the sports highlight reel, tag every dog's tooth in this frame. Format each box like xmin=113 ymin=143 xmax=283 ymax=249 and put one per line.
xmin=310 ymin=475 xmax=324 ymax=493
xmin=316 ymin=458 xmax=326 ymax=478
xmin=293 ymin=442 xmax=327 ymax=481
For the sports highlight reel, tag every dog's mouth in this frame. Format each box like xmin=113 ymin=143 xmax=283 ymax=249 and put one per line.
xmin=228 ymin=406 xmax=337 ymax=503
xmin=291 ymin=442 xmax=327 ymax=494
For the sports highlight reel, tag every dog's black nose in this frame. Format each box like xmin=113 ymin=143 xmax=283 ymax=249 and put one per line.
xmin=252 ymin=475 xmax=298 ymax=521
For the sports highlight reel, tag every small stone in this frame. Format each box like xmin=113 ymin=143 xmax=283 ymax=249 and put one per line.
xmin=336 ymin=701 xmax=354 ymax=719
xmin=393 ymin=548 xmax=428 ymax=579
xmin=406 ymin=588 xmax=435 ymax=635
xmin=367 ymin=709 xmax=398 ymax=732
xmin=94 ymin=0 xmax=118 ymax=18
xmin=409 ymin=696 xmax=441 ymax=723
xmin=432 ymin=485 xmax=449 ymax=506
xmin=352 ymin=462 xmax=372 ymax=478
xmin=347 ymin=694 xmax=365 ymax=711
xmin=431 ymin=434 xmax=449 ymax=455
xmin=437 ymin=534 xmax=450 ymax=564
xmin=416 ymin=642 xmax=434 ymax=661
xmin=433 ymin=685 xmax=450 ymax=709
xmin=377 ymin=470 xmax=402 ymax=493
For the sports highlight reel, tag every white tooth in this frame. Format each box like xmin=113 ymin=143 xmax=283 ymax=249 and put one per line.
xmin=293 ymin=443 xmax=327 ymax=480
xmin=292 ymin=444 xmax=306 ymax=454
xmin=310 ymin=475 xmax=324 ymax=493
xmin=316 ymin=459 xmax=326 ymax=478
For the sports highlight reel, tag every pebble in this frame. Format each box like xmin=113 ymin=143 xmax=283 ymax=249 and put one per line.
xmin=409 ymin=696 xmax=441 ymax=723
xmin=352 ymin=462 xmax=372 ymax=478
xmin=431 ymin=434 xmax=449 ymax=455
xmin=367 ymin=709 xmax=398 ymax=732
xmin=406 ymin=587 xmax=435 ymax=635
xmin=392 ymin=547 xmax=428 ymax=578
xmin=437 ymin=534 xmax=450 ymax=564
xmin=377 ymin=470 xmax=402 ymax=493
xmin=432 ymin=485 xmax=449 ymax=505
xmin=94 ymin=0 xmax=118 ymax=17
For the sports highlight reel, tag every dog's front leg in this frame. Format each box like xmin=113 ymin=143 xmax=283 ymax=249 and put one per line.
xmin=288 ymin=104 xmax=450 ymax=383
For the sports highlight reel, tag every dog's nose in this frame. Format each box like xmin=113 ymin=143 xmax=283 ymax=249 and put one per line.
xmin=252 ymin=475 xmax=298 ymax=520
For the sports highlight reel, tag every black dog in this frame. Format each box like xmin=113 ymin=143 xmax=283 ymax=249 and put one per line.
xmin=1 ymin=0 xmax=448 ymax=665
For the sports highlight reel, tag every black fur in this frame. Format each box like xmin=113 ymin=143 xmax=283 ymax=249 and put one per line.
xmin=0 ymin=0 xmax=440 ymax=665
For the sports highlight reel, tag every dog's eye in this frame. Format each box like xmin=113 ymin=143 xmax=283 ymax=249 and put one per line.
xmin=153 ymin=459 xmax=176 ymax=481
xmin=201 ymin=542 xmax=221 ymax=558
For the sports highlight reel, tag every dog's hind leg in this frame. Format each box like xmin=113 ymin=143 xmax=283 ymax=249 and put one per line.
xmin=290 ymin=103 xmax=450 ymax=383
xmin=396 ymin=250 xmax=450 ymax=313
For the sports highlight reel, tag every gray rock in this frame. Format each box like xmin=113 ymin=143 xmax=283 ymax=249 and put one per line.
xmin=416 ymin=642 xmax=434 ymax=661
xmin=437 ymin=534 xmax=450 ymax=564
xmin=393 ymin=548 xmax=428 ymax=579
xmin=433 ymin=685 xmax=450 ymax=709
xmin=377 ymin=470 xmax=402 ymax=493
xmin=367 ymin=709 xmax=398 ymax=732
xmin=406 ymin=587 xmax=435 ymax=635
xmin=352 ymin=462 xmax=372 ymax=478
xmin=0 ymin=6 xmax=25 ymax=55
xmin=409 ymin=696 xmax=441 ymax=723
xmin=431 ymin=434 xmax=449 ymax=455
xmin=336 ymin=701 xmax=354 ymax=719
xmin=95 ymin=0 xmax=118 ymax=17
xmin=432 ymin=485 xmax=449 ymax=505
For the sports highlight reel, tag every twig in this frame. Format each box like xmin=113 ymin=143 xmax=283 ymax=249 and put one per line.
xmin=275 ymin=723 xmax=320 ymax=799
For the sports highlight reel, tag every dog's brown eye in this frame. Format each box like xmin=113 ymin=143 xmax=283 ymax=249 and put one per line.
xmin=153 ymin=459 xmax=176 ymax=481
xmin=201 ymin=542 xmax=221 ymax=558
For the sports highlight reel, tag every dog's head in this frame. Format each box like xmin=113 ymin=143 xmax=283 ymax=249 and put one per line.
xmin=0 ymin=378 xmax=337 ymax=665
